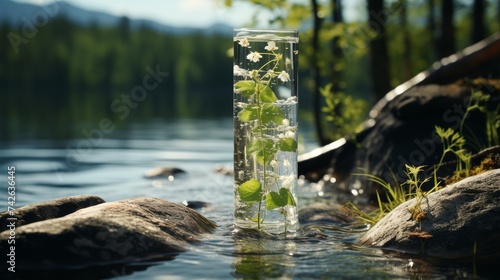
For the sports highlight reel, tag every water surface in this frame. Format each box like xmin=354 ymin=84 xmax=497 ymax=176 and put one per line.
xmin=0 ymin=119 xmax=487 ymax=279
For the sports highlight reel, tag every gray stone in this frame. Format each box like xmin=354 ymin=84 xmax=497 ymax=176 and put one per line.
xmin=357 ymin=169 xmax=500 ymax=264
xmin=144 ymin=166 xmax=186 ymax=178
xmin=0 ymin=195 xmax=105 ymax=228
xmin=0 ymin=197 xmax=216 ymax=269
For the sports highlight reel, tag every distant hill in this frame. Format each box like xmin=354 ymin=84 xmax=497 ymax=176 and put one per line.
xmin=0 ymin=0 xmax=232 ymax=35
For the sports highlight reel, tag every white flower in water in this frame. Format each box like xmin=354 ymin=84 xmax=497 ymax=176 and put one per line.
xmin=286 ymin=96 xmax=297 ymax=103
xmin=266 ymin=69 xmax=275 ymax=78
xmin=285 ymin=130 xmax=295 ymax=138
xmin=264 ymin=41 xmax=278 ymax=51
xmin=233 ymin=65 xmax=248 ymax=77
xmin=238 ymin=38 xmax=251 ymax=48
xmin=277 ymin=119 xmax=291 ymax=132
xmin=283 ymin=159 xmax=290 ymax=168
xmin=281 ymin=174 xmax=295 ymax=189
xmin=286 ymin=58 xmax=292 ymax=66
xmin=246 ymin=51 xmax=262 ymax=62
xmin=236 ymin=102 xmax=246 ymax=108
xmin=271 ymin=159 xmax=278 ymax=168
xmin=278 ymin=70 xmax=290 ymax=82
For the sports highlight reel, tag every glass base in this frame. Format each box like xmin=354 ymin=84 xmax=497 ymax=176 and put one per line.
xmin=234 ymin=218 xmax=300 ymax=235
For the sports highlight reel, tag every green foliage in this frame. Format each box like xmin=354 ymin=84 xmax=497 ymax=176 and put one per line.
xmin=278 ymin=137 xmax=297 ymax=152
xmin=348 ymin=164 xmax=435 ymax=226
xmin=228 ymin=0 xmax=498 ymax=144
xmin=435 ymin=126 xmax=470 ymax=182
xmin=235 ymin=80 xmax=259 ymax=97
xmin=247 ymin=138 xmax=276 ymax=165
xmin=320 ymin=83 xmax=369 ymax=139
xmin=260 ymin=103 xmax=285 ymax=124
xmin=403 ymin=165 xmax=434 ymax=221
xmin=238 ymin=179 xmax=263 ymax=204
xmin=266 ymin=188 xmax=296 ymax=210
xmin=460 ymin=90 xmax=500 ymax=149
xmin=485 ymin=105 xmax=500 ymax=147
xmin=350 ymin=89 xmax=499 ymax=226
xmin=238 ymin=105 xmax=259 ymax=122
xmin=434 ymin=90 xmax=500 ymax=185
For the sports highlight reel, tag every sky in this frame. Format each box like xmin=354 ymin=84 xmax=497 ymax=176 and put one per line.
xmin=12 ymin=0 xmax=362 ymax=28
xmin=13 ymin=0 xmax=271 ymax=28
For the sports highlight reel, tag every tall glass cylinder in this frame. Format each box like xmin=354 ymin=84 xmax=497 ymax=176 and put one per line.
xmin=233 ymin=28 xmax=299 ymax=234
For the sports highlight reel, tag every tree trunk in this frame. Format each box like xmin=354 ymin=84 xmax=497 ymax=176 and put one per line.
xmin=439 ymin=0 xmax=455 ymax=58
xmin=427 ymin=0 xmax=438 ymax=61
xmin=331 ymin=0 xmax=343 ymax=92
xmin=311 ymin=0 xmax=327 ymax=145
xmin=472 ymin=0 xmax=485 ymax=44
xmin=400 ymin=0 xmax=413 ymax=80
xmin=367 ymin=0 xmax=392 ymax=102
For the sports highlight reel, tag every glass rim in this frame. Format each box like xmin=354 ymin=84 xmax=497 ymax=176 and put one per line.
xmin=233 ymin=28 xmax=298 ymax=37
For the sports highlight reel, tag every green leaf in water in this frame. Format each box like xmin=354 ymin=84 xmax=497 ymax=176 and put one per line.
xmin=238 ymin=105 xmax=259 ymax=122
xmin=280 ymin=187 xmax=297 ymax=206
xmin=257 ymin=84 xmax=277 ymax=103
xmin=234 ymin=80 xmax=256 ymax=97
xmin=278 ymin=137 xmax=297 ymax=152
xmin=266 ymin=191 xmax=286 ymax=210
xmin=247 ymin=138 xmax=277 ymax=165
xmin=237 ymin=179 xmax=262 ymax=203
xmin=234 ymin=80 xmax=278 ymax=103
xmin=266 ymin=188 xmax=296 ymax=210
xmin=260 ymin=103 xmax=285 ymax=125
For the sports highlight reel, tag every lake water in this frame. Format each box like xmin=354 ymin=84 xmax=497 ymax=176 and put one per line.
xmin=0 ymin=118 xmax=487 ymax=279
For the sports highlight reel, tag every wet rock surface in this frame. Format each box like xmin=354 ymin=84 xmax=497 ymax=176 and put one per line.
xmin=0 ymin=195 xmax=105 ymax=228
xmin=357 ymin=169 xmax=500 ymax=263
xmin=0 ymin=196 xmax=216 ymax=269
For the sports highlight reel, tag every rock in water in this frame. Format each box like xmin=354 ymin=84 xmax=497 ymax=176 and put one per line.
xmin=357 ymin=169 xmax=500 ymax=264
xmin=0 ymin=197 xmax=216 ymax=269
xmin=0 ymin=195 xmax=105 ymax=228
xmin=144 ymin=166 xmax=186 ymax=179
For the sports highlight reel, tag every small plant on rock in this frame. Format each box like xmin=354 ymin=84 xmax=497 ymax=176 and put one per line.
xmin=347 ymin=164 xmax=436 ymax=226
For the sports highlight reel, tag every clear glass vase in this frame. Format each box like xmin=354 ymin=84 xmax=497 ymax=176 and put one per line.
xmin=233 ymin=28 xmax=299 ymax=234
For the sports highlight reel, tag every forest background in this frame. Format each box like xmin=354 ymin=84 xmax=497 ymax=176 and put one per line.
xmin=0 ymin=0 xmax=499 ymax=142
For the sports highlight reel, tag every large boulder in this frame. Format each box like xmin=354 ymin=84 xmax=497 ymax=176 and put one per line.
xmin=300 ymin=79 xmax=500 ymax=201
xmin=348 ymin=79 xmax=500 ymax=195
xmin=0 ymin=196 xmax=216 ymax=270
xmin=357 ymin=168 xmax=500 ymax=264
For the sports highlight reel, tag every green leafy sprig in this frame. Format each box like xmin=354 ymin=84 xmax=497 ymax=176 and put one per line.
xmin=234 ymin=39 xmax=297 ymax=230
